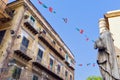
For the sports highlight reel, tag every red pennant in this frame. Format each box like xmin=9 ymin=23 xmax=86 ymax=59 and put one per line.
xmin=79 ymin=64 xmax=83 ymax=66
xmin=93 ymin=63 xmax=95 ymax=67
xmin=49 ymin=7 xmax=53 ymax=12
xmin=38 ymin=0 xmax=42 ymax=4
xmin=86 ymin=38 xmax=89 ymax=41
xmin=80 ymin=29 xmax=84 ymax=34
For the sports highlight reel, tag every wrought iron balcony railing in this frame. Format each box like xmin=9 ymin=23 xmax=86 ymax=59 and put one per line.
xmin=0 ymin=0 xmax=14 ymax=21
xmin=38 ymin=32 xmax=65 ymax=60
xmin=14 ymin=43 xmax=34 ymax=61
xmin=24 ymin=17 xmax=38 ymax=35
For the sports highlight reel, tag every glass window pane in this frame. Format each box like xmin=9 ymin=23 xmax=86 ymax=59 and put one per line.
xmin=0 ymin=30 xmax=6 ymax=44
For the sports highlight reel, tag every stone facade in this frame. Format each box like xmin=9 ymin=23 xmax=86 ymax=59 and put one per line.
xmin=0 ymin=0 xmax=75 ymax=80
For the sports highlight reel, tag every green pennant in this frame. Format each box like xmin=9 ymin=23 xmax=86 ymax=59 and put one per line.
xmin=53 ymin=11 xmax=56 ymax=14
xmin=42 ymin=4 xmax=48 ymax=8
xmin=76 ymin=28 xmax=79 ymax=31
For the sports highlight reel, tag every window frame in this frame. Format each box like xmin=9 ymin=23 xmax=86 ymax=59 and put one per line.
xmin=0 ymin=30 xmax=6 ymax=44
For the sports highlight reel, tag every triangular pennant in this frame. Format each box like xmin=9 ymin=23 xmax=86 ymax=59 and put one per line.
xmin=86 ymin=38 xmax=89 ymax=41
xmin=49 ymin=7 xmax=53 ymax=13
xmin=79 ymin=64 xmax=83 ymax=66
xmin=93 ymin=63 xmax=95 ymax=67
xmin=38 ymin=0 xmax=42 ymax=4
xmin=80 ymin=29 xmax=84 ymax=34
xmin=53 ymin=11 xmax=56 ymax=14
xmin=42 ymin=4 xmax=48 ymax=8
xmin=76 ymin=28 xmax=79 ymax=31
xmin=63 ymin=18 xmax=68 ymax=23
xmin=87 ymin=63 xmax=91 ymax=66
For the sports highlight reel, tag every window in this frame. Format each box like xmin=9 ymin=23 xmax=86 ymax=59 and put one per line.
xmin=21 ymin=36 xmax=29 ymax=52
xmin=42 ymin=30 xmax=46 ymax=34
xmin=65 ymin=54 xmax=68 ymax=61
xmin=70 ymin=75 xmax=72 ymax=80
xmin=30 ymin=16 xmax=35 ymax=22
xmin=57 ymin=64 xmax=61 ymax=74
xmin=37 ymin=49 xmax=43 ymax=60
xmin=65 ymin=71 xmax=68 ymax=77
xmin=12 ymin=66 xmax=22 ymax=79
xmin=52 ymin=40 xmax=56 ymax=45
xmin=49 ymin=58 xmax=53 ymax=70
xmin=59 ymin=48 xmax=62 ymax=51
xmin=0 ymin=30 xmax=6 ymax=44
xmin=33 ymin=75 xmax=38 ymax=80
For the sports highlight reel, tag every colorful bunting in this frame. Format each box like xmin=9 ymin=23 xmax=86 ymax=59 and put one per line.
xmin=37 ymin=0 xmax=56 ymax=14
xmin=49 ymin=7 xmax=53 ymax=13
xmin=79 ymin=63 xmax=96 ymax=67
xmin=86 ymin=38 xmax=89 ymax=41
xmin=93 ymin=63 xmax=95 ymax=67
xmin=80 ymin=29 xmax=84 ymax=34
xmin=79 ymin=64 xmax=83 ymax=66
xmin=87 ymin=63 xmax=91 ymax=66
xmin=63 ymin=18 xmax=68 ymax=23
xmin=37 ymin=0 xmax=95 ymax=43
xmin=76 ymin=28 xmax=79 ymax=31
xmin=38 ymin=0 xmax=42 ymax=4
xmin=42 ymin=4 xmax=48 ymax=8
xmin=53 ymin=11 xmax=56 ymax=14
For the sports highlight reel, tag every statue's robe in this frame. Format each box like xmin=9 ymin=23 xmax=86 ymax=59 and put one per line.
xmin=94 ymin=30 xmax=120 ymax=80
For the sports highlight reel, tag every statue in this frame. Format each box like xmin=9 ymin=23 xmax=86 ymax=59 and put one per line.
xmin=94 ymin=18 xmax=120 ymax=80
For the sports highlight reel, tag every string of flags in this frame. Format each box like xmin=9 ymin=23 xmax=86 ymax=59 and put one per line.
xmin=75 ymin=27 xmax=95 ymax=42
xmin=79 ymin=63 xmax=96 ymax=67
xmin=38 ymin=0 xmax=56 ymax=13
xmin=62 ymin=18 xmax=68 ymax=23
xmin=37 ymin=0 xmax=95 ymax=42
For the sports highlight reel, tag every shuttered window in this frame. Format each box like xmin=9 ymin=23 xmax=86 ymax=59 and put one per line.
xmin=12 ymin=66 xmax=22 ymax=79
xmin=37 ymin=49 xmax=43 ymax=60
xmin=33 ymin=75 xmax=38 ymax=80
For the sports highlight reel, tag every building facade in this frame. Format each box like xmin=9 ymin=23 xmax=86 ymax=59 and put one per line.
xmin=98 ymin=10 xmax=120 ymax=76
xmin=0 ymin=0 xmax=75 ymax=80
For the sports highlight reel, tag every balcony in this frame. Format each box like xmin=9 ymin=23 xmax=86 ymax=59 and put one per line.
xmin=65 ymin=59 xmax=70 ymax=66
xmin=69 ymin=63 xmax=75 ymax=70
xmin=38 ymin=32 xmax=65 ymax=60
xmin=24 ymin=17 xmax=38 ymax=35
xmin=14 ymin=43 xmax=34 ymax=61
xmin=0 ymin=0 xmax=14 ymax=22
xmin=33 ymin=60 xmax=63 ymax=80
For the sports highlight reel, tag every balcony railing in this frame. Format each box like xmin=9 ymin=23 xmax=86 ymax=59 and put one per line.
xmin=38 ymin=32 xmax=65 ymax=60
xmin=65 ymin=58 xmax=70 ymax=66
xmin=14 ymin=43 xmax=34 ymax=61
xmin=0 ymin=0 xmax=14 ymax=21
xmin=33 ymin=59 xmax=63 ymax=80
xmin=69 ymin=63 xmax=75 ymax=70
xmin=0 ymin=0 xmax=6 ymax=13
xmin=24 ymin=17 xmax=38 ymax=35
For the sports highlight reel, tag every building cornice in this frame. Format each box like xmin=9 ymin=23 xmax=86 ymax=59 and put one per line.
xmin=8 ymin=0 xmax=74 ymax=59
xmin=24 ymin=0 xmax=75 ymax=59
xmin=105 ymin=10 xmax=120 ymax=18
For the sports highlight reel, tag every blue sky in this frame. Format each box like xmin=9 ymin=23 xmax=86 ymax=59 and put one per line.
xmin=9 ymin=0 xmax=120 ymax=80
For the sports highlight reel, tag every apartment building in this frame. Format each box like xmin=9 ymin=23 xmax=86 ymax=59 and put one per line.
xmin=0 ymin=0 xmax=75 ymax=80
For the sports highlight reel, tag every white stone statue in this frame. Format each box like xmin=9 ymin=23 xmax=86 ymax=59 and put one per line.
xmin=94 ymin=18 xmax=120 ymax=80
